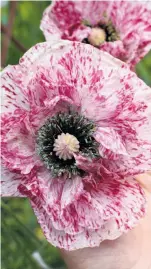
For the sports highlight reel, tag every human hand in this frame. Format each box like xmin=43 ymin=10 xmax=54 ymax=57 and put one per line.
xmin=60 ymin=174 xmax=151 ymax=269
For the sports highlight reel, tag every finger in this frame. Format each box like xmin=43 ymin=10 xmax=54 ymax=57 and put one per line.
xmin=135 ymin=172 xmax=151 ymax=193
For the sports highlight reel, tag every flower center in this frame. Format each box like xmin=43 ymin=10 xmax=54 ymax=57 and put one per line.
xmin=98 ymin=19 xmax=119 ymax=42
xmin=82 ymin=17 xmax=119 ymax=47
xmin=88 ymin=28 xmax=106 ymax=47
xmin=53 ymin=133 xmax=80 ymax=160
xmin=36 ymin=111 xmax=99 ymax=178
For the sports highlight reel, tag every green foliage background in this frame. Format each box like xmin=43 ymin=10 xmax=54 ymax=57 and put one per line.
xmin=1 ymin=1 xmax=151 ymax=269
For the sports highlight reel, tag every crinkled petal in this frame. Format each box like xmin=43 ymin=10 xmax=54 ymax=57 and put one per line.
xmin=1 ymin=40 xmax=78 ymax=113
xmin=98 ymin=75 xmax=151 ymax=177
xmin=74 ymin=154 xmax=118 ymax=182
xmin=32 ymin=203 xmax=122 ymax=250
xmin=0 ymin=166 xmax=26 ymax=197
xmin=1 ymin=43 xmax=54 ymax=114
xmin=1 ymin=111 xmax=41 ymax=174
xmin=18 ymin=169 xmax=84 ymax=233
xmin=1 ymin=66 xmax=29 ymax=114
xmin=76 ymin=58 xmax=151 ymax=176
xmin=30 ymin=176 xmax=146 ymax=250
xmin=60 ymin=176 xmax=84 ymax=209
xmin=93 ymin=126 xmax=128 ymax=158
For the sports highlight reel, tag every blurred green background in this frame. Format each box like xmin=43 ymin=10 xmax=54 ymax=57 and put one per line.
xmin=1 ymin=1 xmax=151 ymax=269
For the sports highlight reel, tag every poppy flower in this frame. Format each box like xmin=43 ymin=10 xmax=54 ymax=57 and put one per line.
xmin=1 ymin=40 xmax=151 ymax=250
xmin=40 ymin=1 xmax=151 ymax=69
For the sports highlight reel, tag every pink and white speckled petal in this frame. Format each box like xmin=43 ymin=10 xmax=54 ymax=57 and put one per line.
xmin=1 ymin=42 xmax=60 ymax=114
xmin=18 ymin=170 xmax=85 ymax=233
xmin=1 ymin=166 xmax=26 ymax=197
xmin=30 ymin=176 xmax=146 ymax=250
xmin=74 ymin=154 xmax=116 ymax=180
xmin=27 ymin=173 xmax=145 ymax=233
xmin=60 ymin=176 xmax=84 ymax=209
xmin=94 ymin=127 xmax=128 ymax=157
xmin=102 ymin=75 xmax=151 ymax=176
xmin=1 ymin=111 xmax=41 ymax=174
xmin=32 ymin=204 xmax=122 ymax=250
xmin=19 ymin=41 xmax=60 ymax=69
xmin=1 ymin=41 xmax=79 ymax=113
xmin=19 ymin=41 xmax=81 ymax=108
xmin=1 ymin=66 xmax=29 ymax=114
xmin=18 ymin=169 xmax=83 ymax=211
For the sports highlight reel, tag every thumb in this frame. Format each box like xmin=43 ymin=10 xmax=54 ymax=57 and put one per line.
xmin=135 ymin=172 xmax=151 ymax=194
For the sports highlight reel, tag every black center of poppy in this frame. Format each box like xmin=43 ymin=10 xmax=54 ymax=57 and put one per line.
xmin=36 ymin=111 xmax=99 ymax=178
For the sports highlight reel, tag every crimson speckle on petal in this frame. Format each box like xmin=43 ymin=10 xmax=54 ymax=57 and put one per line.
xmin=1 ymin=40 xmax=151 ymax=250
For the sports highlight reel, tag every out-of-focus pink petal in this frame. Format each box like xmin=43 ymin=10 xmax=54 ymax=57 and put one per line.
xmin=40 ymin=4 xmax=63 ymax=41
xmin=63 ymin=25 xmax=91 ymax=42
xmin=40 ymin=1 xmax=110 ymax=41
xmin=41 ymin=1 xmax=151 ymax=68
xmin=100 ymin=40 xmax=127 ymax=62
xmin=113 ymin=1 xmax=151 ymax=67
xmin=40 ymin=1 xmax=82 ymax=41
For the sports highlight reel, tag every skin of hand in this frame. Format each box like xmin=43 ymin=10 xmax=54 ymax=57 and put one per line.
xmin=60 ymin=173 xmax=151 ymax=269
